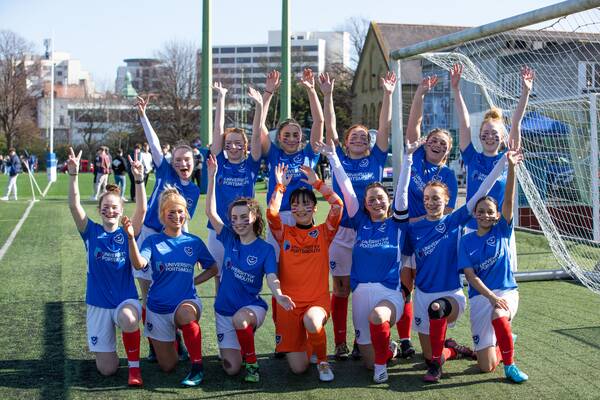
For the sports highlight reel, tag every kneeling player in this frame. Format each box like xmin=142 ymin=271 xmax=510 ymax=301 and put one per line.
xmin=126 ymin=187 xmax=218 ymax=387
xmin=459 ymin=150 xmax=528 ymax=383
xmin=267 ymin=163 xmax=343 ymax=382
xmin=206 ymin=155 xmax=294 ymax=382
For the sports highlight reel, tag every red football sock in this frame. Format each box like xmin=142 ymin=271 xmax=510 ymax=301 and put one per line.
xmin=180 ymin=321 xmax=203 ymax=364
xmin=122 ymin=329 xmax=141 ymax=367
xmin=369 ymin=321 xmax=392 ymax=365
xmin=235 ymin=325 xmax=257 ymax=364
xmin=396 ymin=301 xmax=413 ymax=340
xmin=429 ymin=317 xmax=448 ymax=364
xmin=331 ymin=294 xmax=349 ymax=346
xmin=492 ymin=316 xmax=514 ymax=365
xmin=495 ymin=345 xmax=502 ymax=366
xmin=307 ymin=329 xmax=327 ymax=363
xmin=442 ymin=347 xmax=457 ymax=362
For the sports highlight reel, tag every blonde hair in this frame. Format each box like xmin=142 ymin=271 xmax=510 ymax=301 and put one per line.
xmin=158 ymin=185 xmax=190 ymax=226
xmin=426 ymin=128 xmax=453 ymax=164
xmin=480 ymin=107 xmax=507 ymax=145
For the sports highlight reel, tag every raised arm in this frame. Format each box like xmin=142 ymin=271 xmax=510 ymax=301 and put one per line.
xmin=406 ymin=75 xmax=438 ymax=143
xmin=136 ymin=96 xmax=163 ymax=166
xmin=508 ymin=67 xmax=534 ymax=151
xmin=393 ymin=139 xmax=423 ymax=221
xmin=211 ymin=82 xmax=228 ymax=155
xmin=376 ymin=71 xmax=397 ymax=152
xmin=466 ymin=154 xmax=508 ymax=213
xmin=451 ymin=64 xmax=471 ymax=152
xmin=260 ymin=70 xmax=281 ymax=155
xmin=300 ymin=165 xmax=343 ymax=237
xmin=502 ymin=150 xmax=521 ymax=223
xmin=266 ymin=163 xmax=292 ymax=243
xmin=67 ymin=148 xmax=87 ymax=232
xmin=314 ymin=141 xmax=358 ymax=217
xmin=122 ymin=216 xmax=148 ymax=270
xmin=299 ymin=68 xmax=324 ymax=149
xmin=129 ymin=155 xmax=147 ymax=236
xmin=248 ymin=86 xmax=264 ymax=161
xmin=318 ymin=73 xmax=339 ymax=146
xmin=205 ymin=154 xmax=225 ymax=234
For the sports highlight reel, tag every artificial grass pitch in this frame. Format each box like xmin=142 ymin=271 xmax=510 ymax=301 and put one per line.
xmin=0 ymin=173 xmax=599 ymax=399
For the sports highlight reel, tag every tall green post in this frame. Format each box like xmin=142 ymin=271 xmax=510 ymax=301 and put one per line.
xmin=280 ymin=0 xmax=291 ymax=121
xmin=201 ymin=0 xmax=212 ymax=145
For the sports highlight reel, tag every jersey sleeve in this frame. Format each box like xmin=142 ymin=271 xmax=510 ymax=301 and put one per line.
xmin=79 ymin=218 xmax=95 ymax=241
xmin=371 ymin=144 xmax=388 ymax=166
xmin=216 ymin=225 xmax=234 ymax=245
xmin=457 ymin=236 xmax=473 ymax=274
xmin=267 ymin=142 xmax=280 ymax=167
xmin=195 ymin=238 xmax=216 ymax=269
xmin=154 ymin=156 xmax=171 ymax=178
xmin=461 ymin=143 xmax=477 ymax=165
xmin=246 ymin=154 xmax=261 ymax=176
xmin=445 ymin=170 xmax=459 ymax=209
xmin=263 ymin=245 xmax=278 ymax=275
xmin=139 ymin=236 xmax=154 ymax=264
xmin=450 ymin=204 xmax=472 ymax=227
xmin=498 ymin=215 xmax=514 ymax=238
xmin=304 ymin=142 xmax=320 ymax=166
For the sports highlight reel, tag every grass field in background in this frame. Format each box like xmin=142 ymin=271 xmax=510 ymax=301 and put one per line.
xmin=1 ymin=172 xmax=599 ymax=399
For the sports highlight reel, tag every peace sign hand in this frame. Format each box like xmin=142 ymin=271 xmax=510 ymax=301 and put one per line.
xmin=135 ymin=95 xmax=151 ymax=117
xmin=128 ymin=155 xmax=144 ymax=181
xmin=67 ymin=147 xmax=82 ymax=175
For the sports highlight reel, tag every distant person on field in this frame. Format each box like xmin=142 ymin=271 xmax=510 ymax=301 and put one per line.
xmin=140 ymin=142 xmax=154 ymax=187
xmin=162 ymin=144 xmax=172 ymax=164
xmin=112 ymin=148 xmax=128 ymax=201
xmin=128 ymin=144 xmax=142 ymax=201
xmin=92 ymin=147 xmax=111 ymax=201
xmin=1 ymin=148 xmax=22 ymax=201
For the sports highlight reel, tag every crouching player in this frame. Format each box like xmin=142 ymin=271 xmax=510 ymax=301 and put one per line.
xmin=206 ymin=154 xmax=294 ymax=382
xmin=320 ymin=139 xmax=419 ymax=383
xmin=67 ymin=147 xmax=147 ymax=386
xmin=404 ymin=146 xmax=509 ymax=383
xmin=124 ymin=187 xmax=218 ymax=387
xmin=267 ymin=163 xmax=343 ymax=382
xmin=459 ymin=150 xmax=528 ymax=383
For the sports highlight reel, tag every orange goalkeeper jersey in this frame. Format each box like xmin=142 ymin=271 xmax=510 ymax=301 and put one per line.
xmin=267 ymin=181 xmax=343 ymax=305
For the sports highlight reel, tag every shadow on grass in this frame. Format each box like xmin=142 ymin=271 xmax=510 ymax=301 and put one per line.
xmin=554 ymin=326 xmax=600 ymax=350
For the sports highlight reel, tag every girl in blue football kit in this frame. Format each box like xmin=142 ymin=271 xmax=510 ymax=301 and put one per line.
xmin=403 ymin=148 xmax=509 ymax=383
xmin=259 ymin=68 xmax=325 ymax=259
xmin=459 ymin=151 xmax=528 ymax=383
xmin=206 ymin=151 xmax=295 ymax=383
xmin=319 ymin=71 xmax=397 ymax=360
xmin=319 ymin=138 xmax=418 ymax=383
xmin=206 ymin=81 xmax=271 ymax=285
xmin=125 ymin=188 xmax=218 ymax=387
xmin=135 ymin=95 xmax=202 ymax=359
xmin=452 ymin=64 xmax=533 ymax=270
xmin=67 ymin=147 xmax=147 ymax=386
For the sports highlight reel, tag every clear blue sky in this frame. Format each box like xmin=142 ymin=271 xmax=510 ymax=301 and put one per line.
xmin=0 ymin=0 xmax=557 ymax=90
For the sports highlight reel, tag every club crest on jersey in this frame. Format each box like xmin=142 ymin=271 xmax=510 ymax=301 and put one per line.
xmin=246 ymin=255 xmax=258 ymax=265
xmin=473 ymin=334 xmax=479 ymax=345
xmin=217 ymin=176 xmax=224 ymax=185
xmin=415 ymin=317 xmax=422 ymax=326
xmin=377 ymin=222 xmax=387 ymax=233
xmin=238 ymin=165 xmax=246 ymax=173
xmin=146 ymin=322 xmax=153 ymax=331
xmin=431 ymin=174 xmax=442 ymax=182
xmin=486 ymin=236 xmax=496 ymax=246
xmin=90 ymin=336 xmax=98 ymax=346
xmin=224 ymin=258 xmax=233 ymax=270
xmin=359 ymin=158 xmax=369 ymax=168
xmin=435 ymin=223 xmax=446 ymax=234
xmin=329 ymin=261 xmax=336 ymax=270
xmin=113 ymin=233 xmax=124 ymax=245
xmin=184 ymin=246 xmax=193 ymax=257
xmin=94 ymin=248 xmax=103 ymax=260
xmin=308 ymin=229 xmax=319 ymax=238
xmin=283 ymin=240 xmax=291 ymax=251
xmin=275 ymin=334 xmax=282 ymax=344
xmin=293 ymin=154 xmax=304 ymax=164
xmin=217 ymin=333 xmax=224 ymax=342
xmin=355 ymin=329 xmax=360 ymax=338
xmin=158 ymin=262 xmax=165 ymax=273
xmin=186 ymin=198 xmax=193 ymax=208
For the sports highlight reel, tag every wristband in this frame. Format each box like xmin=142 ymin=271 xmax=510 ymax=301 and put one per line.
xmin=265 ymin=90 xmax=273 ymax=94
xmin=135 ymin=179 xmax=144 ymax=184
xmin=312 ymin=179 xmax=324 ymax=190
xmin=275 ymin=183 xmax=286 ymax=193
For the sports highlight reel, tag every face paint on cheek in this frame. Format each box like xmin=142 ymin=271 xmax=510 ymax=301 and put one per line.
xmin=233 ymin=217 xmax=250 ymax=229
xmin=100 ymin=206 xmax=113 ymax=218
xmin=167 ymin=210 xmax=185 ymax=224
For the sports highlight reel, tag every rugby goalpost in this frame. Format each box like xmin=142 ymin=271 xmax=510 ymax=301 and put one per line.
xmin=389 ymin=0 xmax=600 ymax=292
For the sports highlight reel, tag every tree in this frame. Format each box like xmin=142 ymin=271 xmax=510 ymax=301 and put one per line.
xmin=0 ymin=30 xmax=38 ymax=150
xmin=336 ymin=17 xmax=370 ymax=69
xmin=149 ymin=40 xmax=200 ymax=144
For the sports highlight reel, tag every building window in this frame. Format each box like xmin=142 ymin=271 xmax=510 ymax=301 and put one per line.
xmin=221 ymin=47 xmax=235 ymax=53
xmin=220 ymin=58 xmax=235 ymax=64
xmin=303 ymin=45 xmax=318 ymax=52
xmin=362 ymin=73 xmax=367 ymax=92
xmin=269 ymin=46 xmax=281 ymax=52
xmin=370 ymin=103 xmax=376 ymax=128
xmin=236 ymin=57 xmax=251 ymax=63
xmin=237 ymin=47 xmax=251 ymax=53
xmin=59 ymin=115 xmax=65 ymax=126
xmin=253 ymin=46 xmax=267 ymax=52
xmin=362 ymin=104 xmax=368 ymax=123
xmin=579 ymin=61 xmax=600 ymax=92
xmin=213 ymin=48 xmax=220 ymax=54
xmin=57 ymin=71 xmax=63 ymax=76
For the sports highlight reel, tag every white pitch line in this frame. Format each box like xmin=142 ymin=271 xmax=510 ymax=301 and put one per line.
xmin=42 ymin=181 xmax=53 ymax=197
xmin=0 ymin=200 xmax=36 ymax=262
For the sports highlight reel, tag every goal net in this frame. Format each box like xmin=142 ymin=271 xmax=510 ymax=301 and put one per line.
xmin=409 ymin=7 xmax=600 ymax=293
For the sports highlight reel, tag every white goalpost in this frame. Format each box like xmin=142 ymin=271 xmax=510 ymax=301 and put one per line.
xmin=389 ymin=0 xmax=600 ymax=293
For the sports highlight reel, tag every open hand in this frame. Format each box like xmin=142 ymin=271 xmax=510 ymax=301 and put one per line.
xmin=521 ymin=66 xmax=535 ymax=93
xmin=313 ymin=141 xmax=336 ymax=158
xmin=405 ymin=137 xmax=426 ymax=155
xmin=274 ymin=163 xmax=291 ymax=186
xmin=265 ymin=70 xmax=281 ymax=93
xmin=381 ymin=71 xmax=397 ymax=94
xmin=299 ymin=68 xmax=315 ymax=90
xmin=247 ymin=86 xmax=263 ymax=105
xmin=300 ymin=165 xmax=318 ymax=185
xmin=417 ymin=75 xmax=438 ymax=94
xmin=206 ymin=153 xmax=218 ymax=178
xmin=121 ymin=216 xmax=135 ymax=238
xmin=450 ymin=64 xmax=463 ymax=90
xmin=318 ymin=72 xmax=335 ymax=96
xmin=275 ymin=293 xmax=295 ymax=311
